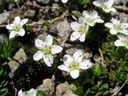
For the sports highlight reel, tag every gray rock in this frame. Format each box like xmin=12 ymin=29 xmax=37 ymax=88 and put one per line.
xmin=56 ymin=82 xmax=77 ymax=96
xmin=111 ymin=12 xmax=128 ymax=23
xmin=36 ymin=78 xmax=77 ymax=96
xmin=36 ymin=0 xmax=50 ymax=4
xmin=114 ymin=0 xmax=128 ymax=6
xmin=36 ymin=76 xmax=55 ymax=96
xmin=8 ymin=48 xmax=27 ymax=78
xmin=57 ymin=20 xmax=71 ymax=39
xmin=54 ymin=0 xmax=59 ymax=2
xmin=0 ymin=11 xmax=10 ymax=25
xmin=0 ymin=34 xmax=8 ymax=44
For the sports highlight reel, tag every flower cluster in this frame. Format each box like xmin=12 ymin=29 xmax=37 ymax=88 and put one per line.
xmin=6 ymin=16 xmax=93 ymax=79
xmin=58 ymin=50 xmax=93 ymax=79
xmin=105 ymin=18 xmax=128 ymax=49
xmin=6 ymin=16 xmax=28 ymax=39
xmin=70 ymin=10 xmax=104 ymax=42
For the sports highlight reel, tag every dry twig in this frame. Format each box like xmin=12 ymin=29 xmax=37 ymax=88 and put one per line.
xmin=113 ymin=5 xmax=128 ymax=13
xmin=112 ymin=80 xmax=128 ymax=96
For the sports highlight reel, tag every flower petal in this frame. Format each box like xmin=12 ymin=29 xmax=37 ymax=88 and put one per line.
xmin=93 ymin=1 xmax=101 ymax=7
xmin=35 ymin=39 xmax=44 ymax=49
xmin=110 ymin=29 xmax=118 ymax=35
xmin=27 ymin=88 xmax=37 ymax=96
xmin=14 ymin=16 xmax=21 ymax=24
xmin=44 ymin=55 xmax=53 ymax=67
xmin=20 ymin=18 xmax=28 ymax=26
xmin=61 ymin=0 xmax=68 ymax=3
xmin=70 ymin=31 xmax=81 ymax=41
xmin=82 ymin=11 xmax=89 ymax=18
xmin=18 ymin=90 xmax=24 ymax=96
xmin=18 ymin=28 xmax=25 ymax=36
xmin=78 ymin=17 xmax=85 ymax=24
xmin=121 ymin=23 xmax=128 ymax=28
xmin=103 ymin=8 xmax=110 ymax=13
xmin=114 ymin=40 xmax=124 ymax=47
xmin=6 ymin=24 xmax=14 ymax=30
xmin=107 ymin=0 xmax=114 ymax=8
xmin=94 ymin=19 xmax=104 ymax=23
xmin=70 ymin=22 xmax=80 ymax=31
xmin=58 ymin=65 xmax=69 ymax=72
xmin=111 ymin=18 xmax=120 ymax=25
xmin=110 ymin=8 xmax=116 ymax=12
xmin=91 ymin=11 xmax=98 ymax=19
xmin=9 ymin=31 xmax=17 ymax=39
xmin=45 ymin=35 xmax=53 ymax=46
xmin=70 ymin=70 xmax=79 ymax=79
xmin=105 ymin=23 xmax=113 ymax=29
xmin=79 ymin=33 xmax=86 ymax=42
xmin=33 ymin=51 xmax=44 ymax=61
xmin=51 ymin=45 xmax=63 ymax=54
xmin=63 ymin=55 xmax=73 ymax=66
xmin=79 ymin=60 xmax=93 ymax=70
xmin=73 ymin=50 xmax=83 ymax=63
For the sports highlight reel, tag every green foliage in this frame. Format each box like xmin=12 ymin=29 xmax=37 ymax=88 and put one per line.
xmin=93 ymin=63 xmax=107 ymax=78
xmin=102 ymin=34 xmax=128 ymax=84
xmin=0 ymin=40 xmax=13 ymax=60
xmin=36 ymin=90 xmax=44 ymax=96
xmin=0 ymin=67 xmax=8 ymax=96
xmin=84 ymin=80 xmax=110 ymax=96
xmin=70 ymin=0 xmax=94 ymax=8
xmin=41 ymin=22 xmax=50 ymax=32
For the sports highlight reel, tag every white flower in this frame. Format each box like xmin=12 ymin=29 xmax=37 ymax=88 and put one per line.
xmin=61 ymin=0 xmax=68 ymax=3
xmin=33 ymin=35 xmax=63 ymax=67
xmin=70 ymin=21 xmax=89 ymax=42
xmin=6 ymin=16 xmax=28 ymax=39
xmin=93 ymin=0 xmax=116 ymax=13
xmin=105 ymin=18 xmax=128 ymax=35
xmin=58 ymin=50 xmax=93 ymax=79
xmin=114 ymin=35 xmax=128 ymax=49
xmin=79 ymin=11 xmax=104 ymax=26
xmin=18 ymin=88 xmax=37 ymax=96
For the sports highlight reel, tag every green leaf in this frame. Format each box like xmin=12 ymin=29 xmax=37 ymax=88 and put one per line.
xmin=0 ymin=69 xmax=4 ymax=76
xmin=36 ymin=90 xmax=44 ymax=96
xmin=0 ymin=83 xmax=2 ymax=89
xmin=84 ymin=88 xmax=91 ymax=96
xmin=2 ymin=81 xmax=8 ymax=87
xmin=72 ymin=10 xmax=82 ymax=18
xmin=103 ymin=91 xmax=110 ymax=96
xmin=0 ymin=88 xmax=8 ymax=96
xmin=100 ymin=84 xmax=108 ymax=90
xmin=95 ymin=92 xmax=103 ymax=96
xmin=97 ymin=80 xmax=103 ymax=88
xmin=93 ymin=63 xmax=106 ymax=77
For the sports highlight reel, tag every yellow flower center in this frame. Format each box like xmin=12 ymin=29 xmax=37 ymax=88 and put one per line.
xmin=43 ymin=46 xmax=51 ymax=55
xmin=79 ymin=26 xmax=86 ymax=34
xmin=69 ymin=61 xmax=79 ymax=70
xmin=102 ymin=4 xmax=107 ymax=10
xmin=15 ymin=24 xmax=21 ymax=32
xmin=114 ymin=25 xmax=122 ymax=31
xmin=122 ymin=40 xmax=128 ymax=46
xmin=86 ymin=18 xmax=93 ymax=24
